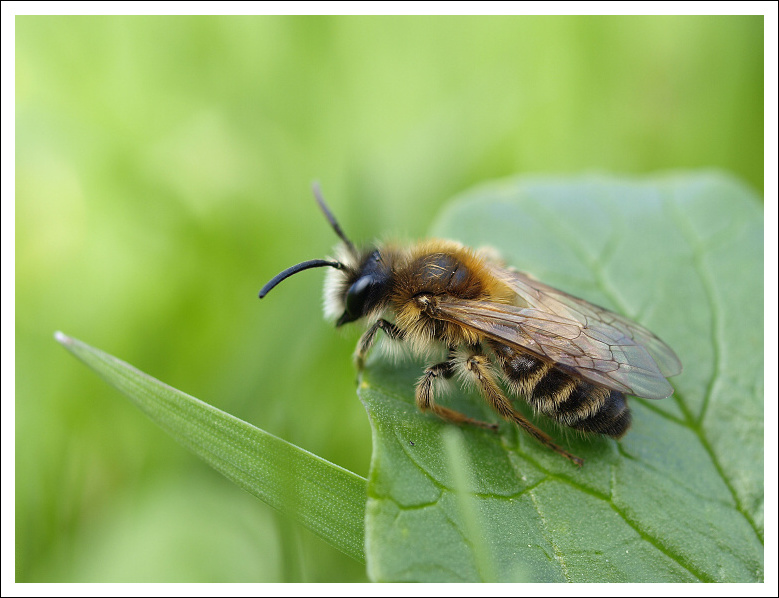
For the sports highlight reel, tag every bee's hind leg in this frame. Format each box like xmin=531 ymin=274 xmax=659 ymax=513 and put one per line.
xmin=461 ymin=351 xmax=584 ymax=467
xmin=416 ymin=358 xmax=499 ymax=431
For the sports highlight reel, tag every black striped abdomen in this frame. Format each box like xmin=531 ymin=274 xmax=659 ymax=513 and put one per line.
xmin=489 ymin=341 xmax=631 ymax=438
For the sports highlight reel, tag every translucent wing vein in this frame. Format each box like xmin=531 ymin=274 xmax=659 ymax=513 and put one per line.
xmin=435 ymin=264 xmax=681 ymax=399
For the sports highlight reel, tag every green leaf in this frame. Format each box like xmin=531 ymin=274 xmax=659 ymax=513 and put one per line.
xmin=360 ymin=172 xmax=763 ymax=582
xmin=54 ymin=332 xmax=367 ymax=564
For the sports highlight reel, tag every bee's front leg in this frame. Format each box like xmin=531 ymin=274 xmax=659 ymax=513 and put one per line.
xmin=355 ymin=318 xmax=402 ymax=369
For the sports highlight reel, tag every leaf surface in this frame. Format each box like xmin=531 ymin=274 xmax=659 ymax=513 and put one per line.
xmin=360 ymin=172 xmax=763 ymax=582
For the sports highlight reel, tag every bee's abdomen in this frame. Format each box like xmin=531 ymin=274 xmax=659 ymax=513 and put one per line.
xmin=563 ymin=384 xmax=631 ymax=438
xmin=490 ymin=342 xmax=631 ymax=438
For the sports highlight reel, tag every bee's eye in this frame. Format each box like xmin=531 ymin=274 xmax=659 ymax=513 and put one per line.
xmin=337 ymin=250 xmax=387 ymax=327
xmin=345 ymin=276 xmax=373 ymax=318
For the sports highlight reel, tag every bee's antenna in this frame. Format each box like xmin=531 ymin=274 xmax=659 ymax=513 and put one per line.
xmin=312 ymin=181 xmax=357 ymax=255
xmin=259 ymin=259 xmax=343 ymax=299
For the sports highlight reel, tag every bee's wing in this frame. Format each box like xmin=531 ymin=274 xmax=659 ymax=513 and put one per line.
xmin=436 ymin=265 xmax=681 ymax=400
xmin=492 ymin=266 xmax=683 ymax=377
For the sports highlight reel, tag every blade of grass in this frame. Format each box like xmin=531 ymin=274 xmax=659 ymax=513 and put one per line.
xmin=441 ymin=428 xmax=500 ymax=583
xmin=55 ymin=332 xmax=366 ymax=563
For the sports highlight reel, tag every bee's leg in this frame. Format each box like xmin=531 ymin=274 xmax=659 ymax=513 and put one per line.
xmin=355 ymin=319 xmax=402 ymax=369
xmin=463 ymin=352 xmax=584 ymax=467
xmin=416 ymin=359 xmax=499 ymax=431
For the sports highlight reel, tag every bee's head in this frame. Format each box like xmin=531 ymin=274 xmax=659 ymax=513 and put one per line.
xmin=259 ymin=183 xmax=391 ymax=327
xmin=323 ymin=245 xmax=393 ymax=326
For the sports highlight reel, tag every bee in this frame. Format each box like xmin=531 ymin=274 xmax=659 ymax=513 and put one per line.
xmin=259 ymin=184 xmax=682 ymax=466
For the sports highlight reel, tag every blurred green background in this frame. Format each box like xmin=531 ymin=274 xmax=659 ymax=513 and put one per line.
xmin=15 ymin=16 xmax=763 ymax=582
